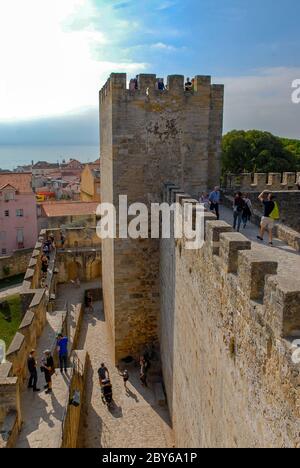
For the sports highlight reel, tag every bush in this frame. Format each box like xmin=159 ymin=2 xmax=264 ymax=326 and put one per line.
xmin=2 ymin=265 xmax=10 ymax=277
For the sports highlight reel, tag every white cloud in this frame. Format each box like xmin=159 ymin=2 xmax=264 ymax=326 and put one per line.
xmin=151 ymin=42 xmax=179 ymax=51
xmin=156 ymin=1 xmax=177 ymax=11
xmin=0 ymin=0 xmax=147 ymax=121
xmin=216 ymin=67 xmax=300 ymax=138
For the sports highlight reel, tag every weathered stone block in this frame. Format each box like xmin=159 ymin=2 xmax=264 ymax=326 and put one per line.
xmin=206 ymin=221 xmax=233 ymax=255
xmin=220 ymin=232 xmax=251 ymax=273
xmin=238 ymin=249 xmax=278 ymax=301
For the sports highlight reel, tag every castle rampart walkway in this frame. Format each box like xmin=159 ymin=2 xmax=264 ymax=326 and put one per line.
xmin=220 ymin=206 xmax=300 ymax=280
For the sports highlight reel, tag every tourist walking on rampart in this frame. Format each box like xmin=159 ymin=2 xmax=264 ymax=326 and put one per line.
xmin=57 ymin=333 xmax=68 ymax=374
xmin=233 ymin=192 xmax=245 ymax=232
xmin=140 ymin=356 xmax=150 ymax=387
xmin=257 ymin=191 xmax=279 ymax=246
xmin=27 ymin=350 xmax=40 ymax=392
xmin=242 ymin=194 xmax=253 ymax=228
xmin=98 ymin=363 xmax=110 ymax=384
xmin=199 ymin=192 xmax=210 ymax=210
xmin=41 ymin=254 xmax=49 ymax=278
xmin=118 ymin=369 xmax=129 ymax=390
xmin=209 ymin=186 xmax=221 ymax=220
xmin=86 ymin=292 xmax=94 ymax=313
xmin=60 ymin=232 xmax=66 ymax=249
xmin=42 ymin=350 xmax=55 ymax=394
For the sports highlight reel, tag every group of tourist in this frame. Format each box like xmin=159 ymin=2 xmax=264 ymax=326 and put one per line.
xmin=27 ymin=349 xmax=54 ymax=395
xmin=27 ymin=334 xmax=69 ymax=395
xmin=97 ymin=354 xmax=150 ymax=403
xmin=41 ymin=235 xmax=54 ymax=280
xmin=40 ymin=232 xmax=66 ymax=284
xmin=200 ymin=187 xmax=280 ymax=246
xmin=128 ymin=77 xmax=196 ymax=93
xmin=232 ymin=192 xmax=253 ymax=232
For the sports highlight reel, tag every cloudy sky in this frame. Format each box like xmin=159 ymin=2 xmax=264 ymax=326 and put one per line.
xmin=0 ymin=0 xmax=300 ymax=147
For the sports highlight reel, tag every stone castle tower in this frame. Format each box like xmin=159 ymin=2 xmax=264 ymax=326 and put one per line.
xmin=100 ymin=73 xmax=224 ymax=362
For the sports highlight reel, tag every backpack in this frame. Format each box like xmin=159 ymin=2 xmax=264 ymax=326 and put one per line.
xmin=269 ymin=202 xmax=280 ymax=220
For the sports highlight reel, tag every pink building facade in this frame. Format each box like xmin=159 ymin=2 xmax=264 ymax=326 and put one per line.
xmin=0 ymin=173 xmax=38 ymax=257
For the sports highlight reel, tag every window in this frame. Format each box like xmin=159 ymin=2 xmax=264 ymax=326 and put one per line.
xmin=16 ymin=209 xmax=24 ymax=217
xmin=1 ymin=249 xmax=7 ymax=255
xmin=4 ymin=210 xmax=9 ymax=217
xmin=17 ymin=228 xmax=24 ymax=249
xmin=4 ymin=192 xmax=15 ymax=201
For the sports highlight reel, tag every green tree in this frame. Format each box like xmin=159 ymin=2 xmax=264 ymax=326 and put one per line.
xmin=222 ymin=130 xmax=298 ymax=174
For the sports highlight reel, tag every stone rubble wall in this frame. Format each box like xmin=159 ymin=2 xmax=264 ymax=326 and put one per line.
xmin=0 ymin=249 xmax=33 ymax=281
xmin=160 ymin=184 xmax=300 ymax=448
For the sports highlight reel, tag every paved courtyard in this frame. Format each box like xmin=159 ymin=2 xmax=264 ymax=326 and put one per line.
xmin=75 ymin=290 xmax=174 ymax=448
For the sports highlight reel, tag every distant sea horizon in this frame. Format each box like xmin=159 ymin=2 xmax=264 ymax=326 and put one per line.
xmin=0 ymin=145 xmax=100 ymax=170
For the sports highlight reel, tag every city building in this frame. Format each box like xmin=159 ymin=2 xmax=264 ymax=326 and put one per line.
xmin=0 ymin=173 xmax=38 ymax=256
xmin=80 ymin=160 xmax=100 ymax=202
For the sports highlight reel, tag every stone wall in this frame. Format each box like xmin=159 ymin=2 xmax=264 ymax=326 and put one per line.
xmin=57 ymin=249 xmax=101 ymax=284
xmin=61 ymin=350 xmax=89 ymax=449
xmin=224 ymin=172 xmax=300 ymax=192
xmin=0 ymin=249 xmax=33 ymax=280
xmin=0 ymin=376 xmax=21 ymax=449
xmin=100 ymin=72 xmax=224 ymax=362
xmin=160 ymin=185 xmax=300 ymax=448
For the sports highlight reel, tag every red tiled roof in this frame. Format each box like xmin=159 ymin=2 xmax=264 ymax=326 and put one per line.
xmin=0 ymin=173 xmax=33 ymax=193
xmin=41 ymin=201 xmax=99 ymax=217
xmin=33 ymin=161 xmax=59 ymax=169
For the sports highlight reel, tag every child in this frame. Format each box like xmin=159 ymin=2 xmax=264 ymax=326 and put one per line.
xmin=119 ymin=369 xmax=129 ymax=389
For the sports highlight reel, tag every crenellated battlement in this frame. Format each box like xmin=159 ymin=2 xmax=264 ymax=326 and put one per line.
xmin=224 ymin=172 xmax=300 ymax=191
xmin=99 ymin=72 xmax=224 ymax=104
xmin=161 ymin=183 xmax=300 ymax=447
xmin=164 ymin=182 xmax=300 ymax=340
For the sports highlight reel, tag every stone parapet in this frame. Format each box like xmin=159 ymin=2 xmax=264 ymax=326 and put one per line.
xmin=223 ymin=172 xmax=300 ymax=191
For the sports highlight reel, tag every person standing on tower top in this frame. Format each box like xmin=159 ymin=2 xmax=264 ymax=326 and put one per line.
xmin=209 ymin=186 xmax=221 ymax=220
xmin=185 ymin=77 xmax=193 ymax=91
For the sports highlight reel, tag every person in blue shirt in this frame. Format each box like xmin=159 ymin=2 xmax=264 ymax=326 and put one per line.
xmin=57 ymin=334 xmax=68 ymax=373
xmin=209 ymin=187 xmax=221 ymax=220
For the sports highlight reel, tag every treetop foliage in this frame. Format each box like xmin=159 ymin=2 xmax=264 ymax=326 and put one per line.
xmin=222 ymin=130 xmax=300 ymax=175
